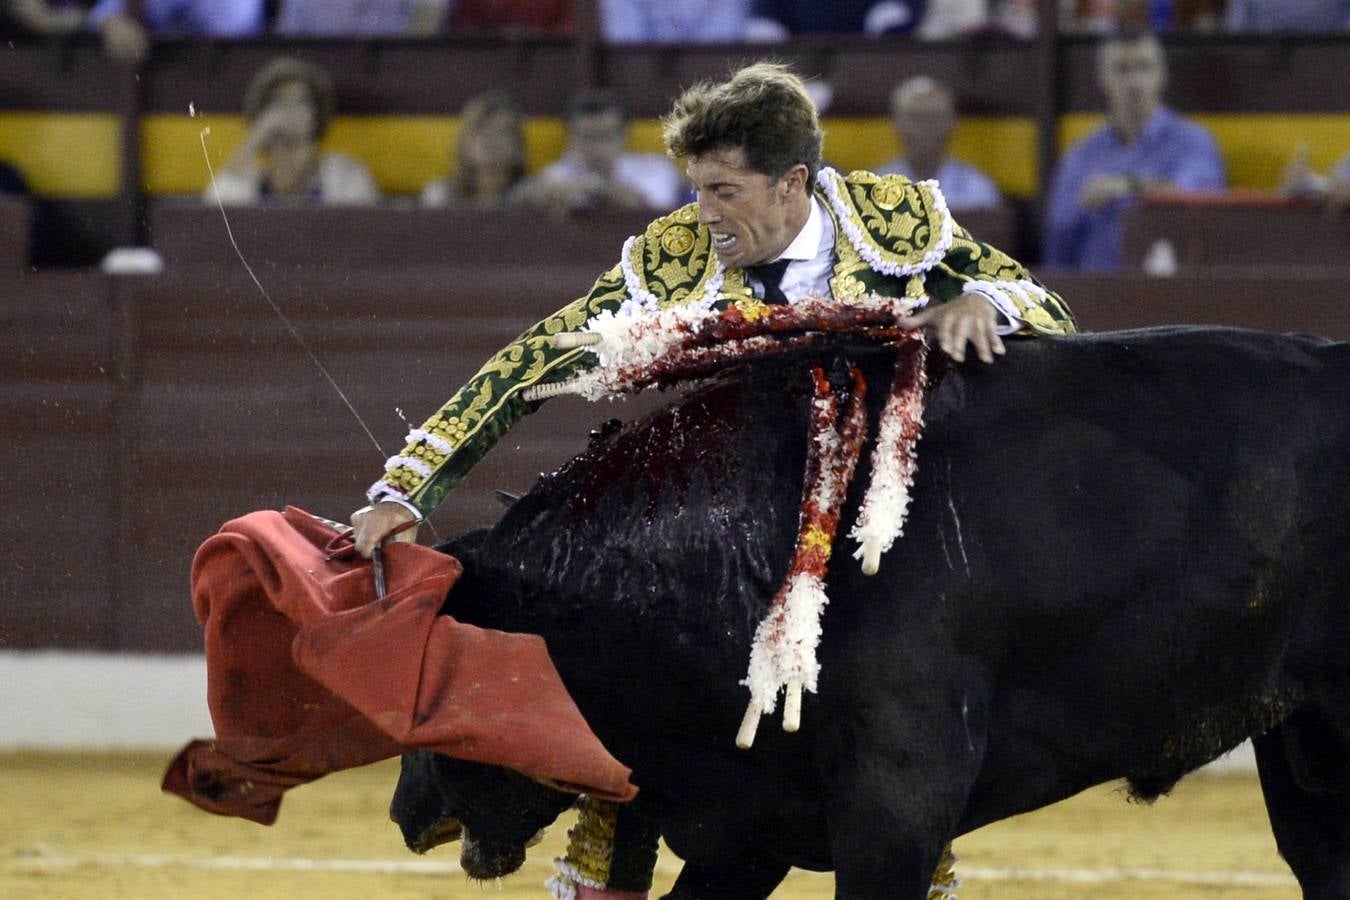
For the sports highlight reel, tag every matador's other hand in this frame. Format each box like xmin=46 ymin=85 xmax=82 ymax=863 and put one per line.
xmin=907 ymin=294 xmax=1006 ymax=365
xmin=352 ymin=501 xmax=419 ymax=559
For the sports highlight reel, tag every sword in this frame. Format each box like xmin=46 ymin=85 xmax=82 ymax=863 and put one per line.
xmin=372 ymin=544 xmax=388 ymax=599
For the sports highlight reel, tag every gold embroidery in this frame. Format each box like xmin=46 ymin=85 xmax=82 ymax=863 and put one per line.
xmin=660 ymin=224 xmax=696 ymax=256
xmin=869 ymin=179 xmax=906 ymax=211
xmin=888 ymin=211 xmax=923 ymax=243
xmin=827 ymin=170 xmax=947 ymax=272
xmin=824 ymin=195 xmax=872 ymax=301
xmin=653 ymin=258 xmax=693 ymax=292
xmin=719 ymin=267 xmax=753 ymax=303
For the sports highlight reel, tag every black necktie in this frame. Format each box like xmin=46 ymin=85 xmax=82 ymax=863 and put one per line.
xmin=745 ymin=259 xmax=791 ymax=305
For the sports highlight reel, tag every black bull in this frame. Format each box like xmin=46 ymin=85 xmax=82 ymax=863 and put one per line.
xmin=391 ymin=326 xmax=1350 ymax=899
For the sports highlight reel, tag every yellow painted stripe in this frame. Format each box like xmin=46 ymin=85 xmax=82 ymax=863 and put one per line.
xmin=9 ymin=111 xmax=1349 ymax=199
xmin=1059 ymin=113 xmax=1350 ymax=191
xmin=0 ymin=113 xmax=122 ymax=198
xmin=141 ymin=114 xmax=570 ymax=196
xmin=827 ymin=115 xmax=1040 ymax=197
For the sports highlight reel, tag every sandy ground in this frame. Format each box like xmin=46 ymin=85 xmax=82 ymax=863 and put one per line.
xmin=1 ymin=751 xmax=1298 ymax=899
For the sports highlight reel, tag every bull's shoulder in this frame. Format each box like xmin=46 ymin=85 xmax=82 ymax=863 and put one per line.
xmin=623 ymin=203 xmax=721 ymax=307
xmin=817 ymin=167 xmax=953 ymax=272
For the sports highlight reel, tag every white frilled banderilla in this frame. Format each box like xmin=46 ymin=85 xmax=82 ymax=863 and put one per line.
xmin=530 ymin=295 xmax=931 ymax=748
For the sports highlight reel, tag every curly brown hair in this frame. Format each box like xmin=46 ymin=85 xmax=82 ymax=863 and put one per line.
xmin=243 ymin=57 xmax=336 ymax=141
xmin=662 ymin=62 xmax=823 ymax=183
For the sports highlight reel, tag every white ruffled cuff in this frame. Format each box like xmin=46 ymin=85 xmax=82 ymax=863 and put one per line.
xmin=960 ymin=280 xmax=1028 ymax=335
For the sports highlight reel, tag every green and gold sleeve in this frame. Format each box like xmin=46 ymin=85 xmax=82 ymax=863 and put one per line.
xmin=370 ymin=260 xmax=634 ymax=516
xmin=926 ymin=223 xmax=1078 ymax=335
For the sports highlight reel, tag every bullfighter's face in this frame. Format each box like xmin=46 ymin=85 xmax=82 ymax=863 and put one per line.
xmin=689 ymin=146 xmax=811 ymax=269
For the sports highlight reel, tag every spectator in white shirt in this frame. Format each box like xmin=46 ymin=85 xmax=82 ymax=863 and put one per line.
xmin=203 ymin=57 xmax=380 ymax=207
xmin=421 ymin=91 xmax=528 ymax=207
xmin=876 ymin=76 xmax=1002 ymax=211
xmin=518 ymin=90 xmax=684 ymax=215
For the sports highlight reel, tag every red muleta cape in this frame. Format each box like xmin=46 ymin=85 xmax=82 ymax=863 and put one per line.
xmin=162 ymin=506 xmax=636 ymax=825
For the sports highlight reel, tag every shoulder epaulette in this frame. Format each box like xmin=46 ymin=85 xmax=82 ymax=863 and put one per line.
xmin=817 ymin=167 xmax=955 ymax=277
xmin=618 ymin=203 xmax=723 ymax=311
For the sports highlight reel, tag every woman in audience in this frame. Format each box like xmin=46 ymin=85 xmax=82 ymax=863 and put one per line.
xmin=421 ymin=91 xmax=527 ymax=208
xmin=204 ymin=57 xmax=380 ymax=206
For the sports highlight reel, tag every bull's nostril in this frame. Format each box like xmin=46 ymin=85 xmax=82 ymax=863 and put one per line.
xmin=406 ymin=816 xmax=462 ymax=854
xmin=460 ymin=831 xmax=528 ymax=881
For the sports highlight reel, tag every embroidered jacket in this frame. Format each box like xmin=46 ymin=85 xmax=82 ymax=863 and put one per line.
xmin=370 ymin=167 xmax=1078 ymax=515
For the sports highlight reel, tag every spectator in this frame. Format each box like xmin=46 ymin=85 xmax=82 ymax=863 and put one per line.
xmin=203 ymin=57 xmax=380 ymax=207
xmin=275 ymin=0 xmax=449 ymax=36
xmin=87 ymin=0 xmax=264 ymax=65
xmin=0 ymin=157 xmax=56 ymax=266
xmin=982 ymin=0 xmax=1038 ymax=37
xmin=517 ymin=89 xmax=683 ymax=215
xmin=598 ymin=0 xmax=750 ymax=42
xmin=422 ymin=91 xmax=527 ymax=207
xmin=1 ymin=0 xmax=86 ymax=37
xmin=1071 ymin=0 xmax=1223 ymax=33
xmin=915 ymin=0 xmax=988 ymax=39
xmin=1282 ymin=146 xmax=1350 ymax=213
xmin=1044 ymin=29 xmax=1224 ymax=269
xmin=0 ymin=158 xmax=32 ymax=261
xmin=448 ymin=0 xmax=573 ymax=35
xmin=746 ymin=0 xmax=926 ymax=37
xmin=877 ymin=76 xmax=1002 ymax=211
xmin=1331 ymin=154 xmax=1350 ymax=214
xmin=1225 ymin=0 xmax=1349 ymax=32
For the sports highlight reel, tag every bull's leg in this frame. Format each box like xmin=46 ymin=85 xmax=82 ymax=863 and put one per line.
xmin=810 ymin=671 xmax=982 ymax=895
xmin=661 ymin=850 xmax=791 ymax=900
xmin=1254 ymin=725 xmax=1350 ymax=899
xmin=820 ymin=722 xmax=980 ymax=899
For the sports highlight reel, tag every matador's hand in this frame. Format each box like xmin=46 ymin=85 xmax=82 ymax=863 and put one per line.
xmin=907 ymin=294 xmax=1006 ymax=365
xmin=351 ymin=501 xmax=419 ymax=558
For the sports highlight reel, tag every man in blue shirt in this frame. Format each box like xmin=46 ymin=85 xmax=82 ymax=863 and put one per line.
xmin=88 ymin=0 xmax=264 ymax=64
xmin=599 ymin=0 xmax=751 ymax=42
xmin=1226 ymin=0 xmax=1350 ymax=32
xmin=1045 ymin=29 xmax=1225 ymax=270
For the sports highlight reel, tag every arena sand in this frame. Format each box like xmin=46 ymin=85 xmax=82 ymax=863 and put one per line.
xmin=1 ymin=751 xmax=1297 ymax=898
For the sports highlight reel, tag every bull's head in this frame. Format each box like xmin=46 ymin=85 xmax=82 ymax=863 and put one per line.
xmin=389 ymin=750 xmax=575 ymax=879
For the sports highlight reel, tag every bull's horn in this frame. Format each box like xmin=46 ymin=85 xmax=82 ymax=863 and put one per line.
xmin=736 ymin=699 xmax=762 ymax=749
xmin=861 ymin=540 xmax=882 ymax=576
xmin=783 ymin=680 xmax=802 ymax=732
xmin=551 ymin=331 xmax=601 ymax=349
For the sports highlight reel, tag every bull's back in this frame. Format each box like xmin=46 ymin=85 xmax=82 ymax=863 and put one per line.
xmin=882 ymin=326 xmax=1350 ymax=822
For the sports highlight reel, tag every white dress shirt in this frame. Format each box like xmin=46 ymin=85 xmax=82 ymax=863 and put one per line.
xmin=744 ymin=195 xmax=836 ymax=303
xmin=745 ymin=194 xmax=1018 ymax=333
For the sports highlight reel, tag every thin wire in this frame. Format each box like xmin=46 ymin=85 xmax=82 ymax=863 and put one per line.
xmin=198 ymin=126 xmax=387 ymax=460
xmin=197 ymin=123 xmax=448 ymax=539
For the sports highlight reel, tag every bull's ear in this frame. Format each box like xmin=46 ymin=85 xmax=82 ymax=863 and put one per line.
xmin=494 ymin=489 xmax=521 ymax=508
